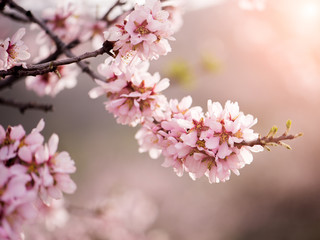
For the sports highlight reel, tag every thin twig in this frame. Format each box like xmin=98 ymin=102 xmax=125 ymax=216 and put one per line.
xmin=235 ymin=133 xmax=302 ymax=148
xmin=38 ymin=39 xmax=81 ymax=64
xmin=0 ymin=39 xmax=82 ymax=91
xmin=6 ymin=0 xmax=108 ymax=81
xmin=0 ymin=97 xmax=53 ymax=113
xmin=0 ymin=42 xmax=113 ymax=78
xmin=102 ymin=0 xmax=126 ymax=22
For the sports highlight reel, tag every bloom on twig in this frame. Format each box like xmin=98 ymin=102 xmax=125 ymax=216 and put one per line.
xmin=0 ymin=28 xmax=30 ymax=71
xmin=136 ymin=99 xmax=264 ymax=183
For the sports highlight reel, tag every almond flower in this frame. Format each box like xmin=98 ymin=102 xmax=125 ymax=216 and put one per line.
xmin=89 ymin=60 xmax=169 ymax=126
xmin=0 ymin=28 xmax=30 ymax=70
xmin=37 ymin=2 xmax=81 ymax=44
xmin=104 ymin=0 xmax=174 ymax=63
xmin=135 ymin=98 xmax=264 ymax=183
xmin=0 ymin=120 xmax=76 ymax=238
xmin=25 ymin=65 xmax=78 ymax=97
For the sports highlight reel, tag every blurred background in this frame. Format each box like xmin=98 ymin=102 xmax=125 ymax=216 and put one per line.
xmin=1 ymin=0 xmax=319 ymax=239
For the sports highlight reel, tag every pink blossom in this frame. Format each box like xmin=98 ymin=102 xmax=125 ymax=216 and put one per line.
xmin=38 ymin=2 xmax=81 ymax=43
xmin=0 ymin=28 xmax=30 ymax=70
xmin=0 ymin=120 xmax=77 ymax=238
xmin=162 ymin=0 xmax=184 ymax=33
xmin=35 ymin=199 xmax=69 ymax=231
xmin=25 ymin=65 xmax=78 ymax=97
xmin=104 ymin=0 xmax=174 ymax=62
xmin=90 ymin=60 xmax=170 ymax=126
xmin=135 ymin=98 xmax=263 ymax=183
xmin=0 ymin=124 xmax=25 ymax=161
xmin=81 ymin=20 xmax=108 ymax=49
xmin=35 ymin=133 xmax=76 ymax=204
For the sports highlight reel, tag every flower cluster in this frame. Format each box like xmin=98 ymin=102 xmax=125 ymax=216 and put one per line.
xmin=90 ymin=0 xmax=263 ymax=183
xmin=0 ymin=28 xmax=30 ymax=71
xmin=38 ymin=1 xmax=107 ymax=48
xmin=25 ymin=189 xmax=160 ymax=240
xmin=0 ymin=119 xmax=76 ymax=239
xmin=104 ymin=0 xmax=174 ymax=63
xmin=136 ymin=98 xmax=263 ymax=183
xmin=89 ymin=59 xmax=169 ymax=126
xmin=38 ymin=2 xmax=81 ymax=44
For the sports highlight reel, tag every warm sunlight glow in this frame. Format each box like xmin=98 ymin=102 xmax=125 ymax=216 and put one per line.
xmin=300 ymin=1 xmax=320 ymax=22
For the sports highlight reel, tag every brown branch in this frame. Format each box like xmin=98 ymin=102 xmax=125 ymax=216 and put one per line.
xmin=0 ymin=96 xmax=53 ymax=114
xmin=38 ymin=39 xmax=81 ymax=64
xmin=102 ymin=0 xmax=126 ymax=22
xmin=0 ymin=41 xmax=113 ymax=78
xmin=5 ymin=0 xmax=109 ymax=81
xmin=6 ymin=0 xmax=65 ymax=50
xmin=0 ymin=0 xmax=118 ymax=91
xmin=235 ymin=133 xmax=302 ymax=148
xmin=0 ymin=39 xmax=82 ymax=91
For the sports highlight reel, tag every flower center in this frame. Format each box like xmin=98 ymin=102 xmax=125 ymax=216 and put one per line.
xmin=196 ymin=139 xmax=206 ymax=149
xmin=7 ymin=44 xmax=17 ymax=59
xmin=134 ymin=20 xmax=150 ymax=35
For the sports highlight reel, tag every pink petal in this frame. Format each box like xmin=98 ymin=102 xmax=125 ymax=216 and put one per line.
xmin=10 ymin=125 xmax=25 ymax=140
xmin=18 ymin=146 xmax=32 ymax=163
xmin=239 ymin=147 xmax=253 ymax=164
xmin=217 ymin=142 xmax=232 ymax=159
xmin=88 ymin=87 xmax=105 ymax=99
xmin=56 ymin=174 xmax=77 ymax=194
xmin=35 ymin=118 xmax=45 ymax=132
xmin=48 ymin=134 xmax=59 ymax=156
xmin=205 ymin=137 xmax=219 ymax=150
xmin=11 ymin=28 xmax=25 ymax=44
xmin=48 ymin=186 xmax=63 ymax=199
xmin=154 ymin=78 xmax=170 ymax=92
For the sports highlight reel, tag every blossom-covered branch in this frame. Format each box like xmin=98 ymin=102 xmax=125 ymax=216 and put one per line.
xmin=0 ymin=96 xmax=53 ymax=113
xmin=0 ymin=0 xmax=301 ymax=239
xmin=3 ymin=0 xmax=105 ymax=81
xmin=236 ymin=133 xmax=302 ymax=149
xmin=88 ymin=0 xmax=301 ymax=184
xmin=0 ymin=41 xmax=114 ymax=78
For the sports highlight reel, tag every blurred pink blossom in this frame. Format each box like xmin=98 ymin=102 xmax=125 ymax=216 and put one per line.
xmin=0 ymin=28 xmax=30 ymax=70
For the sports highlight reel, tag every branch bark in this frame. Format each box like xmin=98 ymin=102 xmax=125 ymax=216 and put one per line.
xmin=4 ymin=0 xmax=112 ymax=82
xmin=235 ymin=133 xmax=302 ymax=148
xmin=0 ymin=41 xmax=113 ymax=78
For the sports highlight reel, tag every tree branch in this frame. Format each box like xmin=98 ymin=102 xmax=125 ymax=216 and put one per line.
xmin=102 ymin=0 xmax=126 ymax=23
xmin=5 ymin=0 xmax=109 ymax=81
xmin=0 ymin=97 xmax=53 ymax=114
xmin=235 ymin=133 xmax=302 ymax=149
xmin=0 ymin=41 xmax=114 ymax=78
xmin=0 ymin=39 xmax=83 ymax=91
